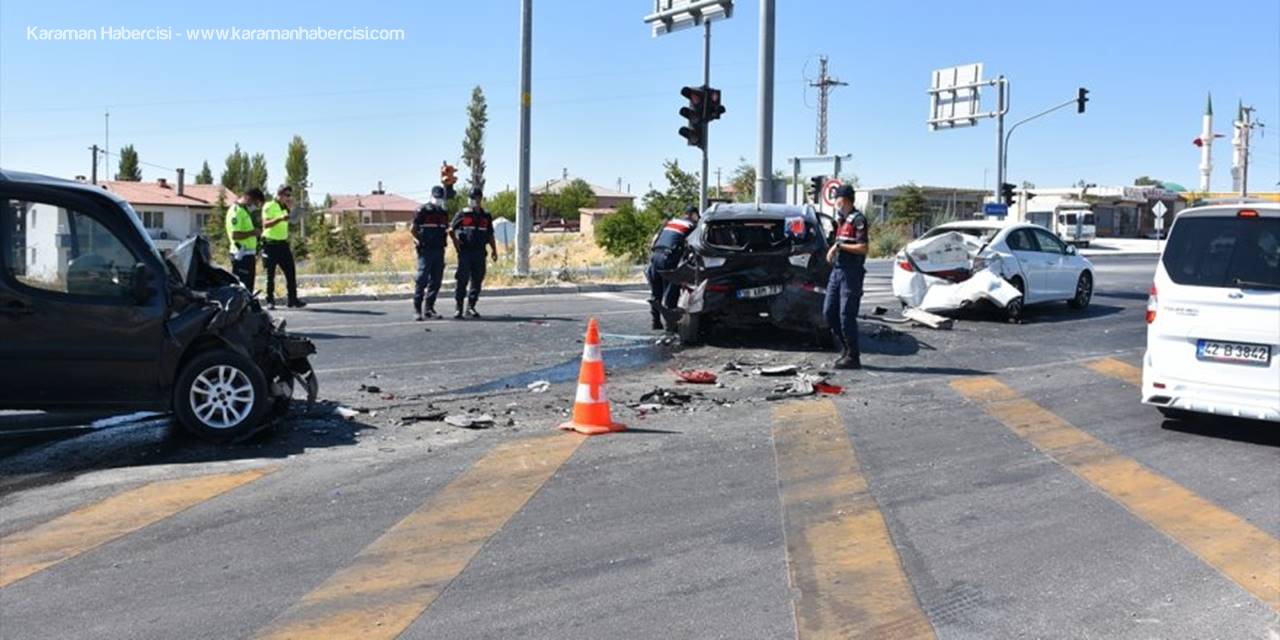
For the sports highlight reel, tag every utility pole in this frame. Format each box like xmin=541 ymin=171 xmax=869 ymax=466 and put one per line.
xmin=1234 ymin=104 xmax=1262 ymax=197
xmin=515 ymin=0 xmax=533 ymax=276
xmin=756 ymin=0 xmax=776 ymax=203
xmin=715 ymin=166 xmax=722 ymax=198
xmin=104 ymin=109 xmax=110 ymax=180
xmin=809 ymin=55 xmax=847 ymax=155
xmin=90 ymin=145 xmax=100 ymax=184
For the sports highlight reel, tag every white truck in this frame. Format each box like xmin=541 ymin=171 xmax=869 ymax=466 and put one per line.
xmin=1026 ymin=201 xmax=1096 ymax=247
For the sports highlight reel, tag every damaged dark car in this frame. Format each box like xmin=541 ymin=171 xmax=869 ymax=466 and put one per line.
xmin=0 ymin=170 xmax=317 ymax=442
xmin=665 ymin=203 xmax=835 ymax=346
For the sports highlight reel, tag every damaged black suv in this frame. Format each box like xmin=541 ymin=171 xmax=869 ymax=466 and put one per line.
xmin=0 ymin=170 xmax=317 ymax=442
xmin=666 ymin=203 xmax=836 ymax=346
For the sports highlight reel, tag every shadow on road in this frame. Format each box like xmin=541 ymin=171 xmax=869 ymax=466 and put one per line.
xmin=296 ymin=332 xmax=372 ymax=341
xmin=295 ymin=308 xmax=386 ymax=316
xmin=1162 ymin=416 xmax=1280 ymax=448
xmin=466 ymin=315 xmax=578 ymax=324
xmin=0 ymin=403 xmax=374 ymax=496
xmin=1093 ymin=291 xmax=1151 ymax=302
xmin=861 ymin=364 xmax=990 ymax=376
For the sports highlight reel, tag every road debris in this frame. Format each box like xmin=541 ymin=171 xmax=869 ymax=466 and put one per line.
xmin=758 ymin=365 xmax=799 ymax=377
xmin=672 ymin=369 xmax=718 ymax=384
xmin=444 ymin=413 xmax=496 ymax=429
xmin=527 ymin=380 xmax=552 ymax=394
xmin=902 ymin=308 xmax=954 ymax=330
xmin=359 ymin=384 xmax=382 ymax=394
xmin=400 ymin=410 xmax=448 ymax=423
xmin=335 ymin=406 xmax=361 ymax=420
xmin=638 ymin=387 xmax=694 ymax=407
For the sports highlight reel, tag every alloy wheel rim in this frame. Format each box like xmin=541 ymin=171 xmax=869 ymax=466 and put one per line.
xmin=190 ymin=365 xmax=255 ymax=429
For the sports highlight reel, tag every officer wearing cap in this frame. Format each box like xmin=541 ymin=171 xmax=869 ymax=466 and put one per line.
xmin=646 ymin=203 xmax=700 ymax=331
xmin=411 ymin=186 xmax=451 ymax=320
xmin=260 ymin=184 xmax=305 ymax=309
xmin=449 ymin=187 xmax=497 ymax=319
xmin=824 ymin=184 xmax=869 ymax=369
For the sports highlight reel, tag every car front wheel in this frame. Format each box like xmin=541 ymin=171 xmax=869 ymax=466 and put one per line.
xmin=1068 ymin=271 xmax=1093 ymax=310
xmin=174 ymin=349 xmax=270 ymax=443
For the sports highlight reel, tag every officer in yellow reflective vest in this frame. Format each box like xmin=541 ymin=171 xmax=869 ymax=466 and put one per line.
xmin=225 ymin=187 xmax=265 ymax=291
xmin=261 ymin=184 xmax=305 ymax=309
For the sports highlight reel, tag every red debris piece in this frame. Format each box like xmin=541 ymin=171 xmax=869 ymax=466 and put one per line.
xmin=814 ymin=382 xmax=844 ymax=395
xmin=671 ymin=369 xmax=718 ymax=384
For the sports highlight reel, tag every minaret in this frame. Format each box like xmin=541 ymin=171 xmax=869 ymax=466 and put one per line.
xmin=1199 ymin=93 xmax=1214 ymax=193
xmin=1231 ymin=100 xmax=1246 ymax=192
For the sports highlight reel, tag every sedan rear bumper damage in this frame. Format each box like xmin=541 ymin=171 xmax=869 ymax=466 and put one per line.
xmin=892 ymin=231 xmax=1022 ymax=312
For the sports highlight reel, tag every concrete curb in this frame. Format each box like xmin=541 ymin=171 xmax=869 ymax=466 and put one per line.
xmin=302 ymin=281 xmax=650 ymax=305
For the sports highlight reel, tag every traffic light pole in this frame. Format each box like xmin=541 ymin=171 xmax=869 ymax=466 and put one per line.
xmin=700 ymin=21 xmax=711 ymax=214
xmin=1001 ymin=94 xmax=1086 ymax=188
xmin=515 ymin=0 xmax=533 ymax=276
xmin=756 ymin=0 xmax=776 ymax=204
xmin=994 ymin=76 xmax=1008 ymax=204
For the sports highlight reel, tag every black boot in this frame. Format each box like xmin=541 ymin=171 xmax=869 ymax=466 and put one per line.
xmin=834 ymin=350 xmax=862 ymax=370
xmin=651 ymin=312 xmax=664 ymax=331
xmin=454 ymin=304 xmax=464 ymax=319
xmin=466 ymin=306 xmax=481 ymax=318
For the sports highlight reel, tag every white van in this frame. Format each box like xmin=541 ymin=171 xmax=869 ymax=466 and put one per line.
xmin=1056 ymin=208 xmax=1096 ymax=246
xmin=1142 ymin=201 xmax=1280 ymax=423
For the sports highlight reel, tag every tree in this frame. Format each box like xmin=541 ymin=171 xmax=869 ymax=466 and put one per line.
xmin=488 ymin=189 xmax=517 ymax=221
xmin=249 ymin=153 xmax=269 ymax=192
xmin=115 ymin=144 xmax=142 ymax=181
xmin=306 ymin=213 xmax=340 ymax=259
xmin=195 ymin=160 xmax=213 ymax=185
xmin=1134 ymin=176 xmax=1161 ymax=186
xmin=336 ymin=218 xmax=371 ymax=263
xmin=642 ymin=160 xmax=700 ymax=217
xmin=285 ymin=135 xmax=310 ymax=206
xmin=544 ymin=178 xmax=596 ymax=220
xmin=595 ymin=202 xmax=664 ymax=263
xmin=728 ymin=158 xmax=755 ymax=202
xmin=221 ymin=145 xmax=250 ymax=192
xmin=462 ymin=86 xmax=488 ymax=192
xmin=1021 ymin=180 xmax=1037 ymax=189
xmin=888 ymin=183 xmax=930 ymax=226
xmin=204 ymin=189 xmax=230 ymax=259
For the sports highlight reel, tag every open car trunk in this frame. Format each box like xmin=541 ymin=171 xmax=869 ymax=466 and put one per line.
xmin=899 ymin=231 xmax=1022 ymax=312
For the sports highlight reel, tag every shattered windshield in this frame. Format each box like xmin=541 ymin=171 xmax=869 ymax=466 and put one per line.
xmin=704 ymin=217 xmax=809 ymax=251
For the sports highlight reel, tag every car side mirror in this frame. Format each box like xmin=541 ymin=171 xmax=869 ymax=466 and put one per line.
xmin=131 ymin=263 xmax=154 ymax=304
xmin=1066 ymin=245 xmax=1078 ymax=256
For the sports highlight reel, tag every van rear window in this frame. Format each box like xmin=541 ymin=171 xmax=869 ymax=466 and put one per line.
xmin=1162 ymin=216 xmax=1280 ymax=288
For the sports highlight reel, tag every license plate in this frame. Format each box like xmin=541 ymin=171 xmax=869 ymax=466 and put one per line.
xmin=1196 ymin=339 xmax=1272 ymax=366
xmin=736 ymin=285 xmax=783 ymax=300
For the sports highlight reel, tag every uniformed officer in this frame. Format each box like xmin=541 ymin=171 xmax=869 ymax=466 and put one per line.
xmin=411 ymin=186 xmax=450 ymax=321
xmin=646 ymin=203 xmax=699 ymax=331
xmin=260 ymin=184 xmax=305 ymax=309
xmin=449 ymin=187 xmax=497 ymax=319
xmin=823 ymin=184 xmax=869 ymax=370
xmin=225 ymin=187 xmax=265 ymax=291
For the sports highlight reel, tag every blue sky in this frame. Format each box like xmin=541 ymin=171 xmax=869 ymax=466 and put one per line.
xmin=2 ymin=0 xmax=1277 ymax=200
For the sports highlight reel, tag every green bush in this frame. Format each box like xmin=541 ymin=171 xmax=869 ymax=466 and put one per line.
xmin=869 ymin=222 xmax=911 ymax=258
xmin=595 ymin=203 xmax=663 ymax=263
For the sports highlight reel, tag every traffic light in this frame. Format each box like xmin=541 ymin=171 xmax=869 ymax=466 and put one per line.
xmin=706 ymin=87 xmax=725 ymax=122
xmin=679 ymin=85 xmax=707 ymax=149
xmin=1076 ymin=87 xmax=1089 ymax=114
xmin=441 ymin=163 xmax=458 ymax=199
xmin=809 ymin=175 xmax=826 ymax=204
xmin=1000 ymin=182 xmax=1016 ymax=206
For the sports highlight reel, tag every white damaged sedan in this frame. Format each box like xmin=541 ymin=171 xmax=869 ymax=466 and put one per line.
xmin=892 ymin=221 xmax=1095 ymax=320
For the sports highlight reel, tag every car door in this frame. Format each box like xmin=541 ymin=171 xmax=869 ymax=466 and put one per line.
xmin=0 ymin=187 xmax=169 ymax=408
xmin=1031 ymin=228 xmax=1075 ymax=297
xmin=1005 ymin=228 xmax=1052 ymax=301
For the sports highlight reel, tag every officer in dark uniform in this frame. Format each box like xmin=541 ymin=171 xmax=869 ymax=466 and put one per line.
xmin=411 ymin=186 xmax=450 ymax=320
xmin=449 ymin=187 xmax=497 ymax=319
xmin=646 ymin=204 xmax=699 ymax=330
xmin=823 ymin=184 xmax=870 ymax=369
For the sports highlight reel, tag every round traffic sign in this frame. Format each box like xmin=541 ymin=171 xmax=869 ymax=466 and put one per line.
xmin=821 ymin=179 xmax=843 ymax=207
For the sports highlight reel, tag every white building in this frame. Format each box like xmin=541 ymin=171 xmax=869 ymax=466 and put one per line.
xmin=1008 ymin=185 xmax=1185 ymax=238
xmin=101 ymin=178 xmax=237 ymax=250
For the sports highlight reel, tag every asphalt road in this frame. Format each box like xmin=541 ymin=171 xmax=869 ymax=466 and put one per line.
xmin=1 ymin=255 xmax=1278 ymax=639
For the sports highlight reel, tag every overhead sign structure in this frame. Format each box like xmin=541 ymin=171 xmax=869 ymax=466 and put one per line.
xmin=822 ymin=178 xmax=843 ymax=207
xmin=928 ymin=63 xmax=984 ymax=131
xmin=646 ymin=0 xmax=734 ymax=37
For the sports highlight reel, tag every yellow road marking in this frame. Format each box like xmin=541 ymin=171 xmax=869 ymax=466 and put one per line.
xmin=256 ymin=433 xmax=583 ymax=640
xmin=951 ymin=377 xmax=1280 ymax=611
xmin=1086 ymin=357 xmax=1143 ymax=386
xmin=772 ymin=400 xmax=936 ymax=639
xmin=0 ymin=468 xmax=272 ymax=588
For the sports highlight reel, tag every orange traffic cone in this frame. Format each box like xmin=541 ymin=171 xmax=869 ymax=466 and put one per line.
xmin=559 ymin=318 xmax=626 ymax=435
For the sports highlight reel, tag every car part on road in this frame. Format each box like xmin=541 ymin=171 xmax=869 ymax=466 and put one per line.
xmin=902 ymin=308 xmax=954 ymax=330
xmin=671 ymin=369 xmax=718 ymax=384
xmin=638 ymin=388 xmax=695 ymax=406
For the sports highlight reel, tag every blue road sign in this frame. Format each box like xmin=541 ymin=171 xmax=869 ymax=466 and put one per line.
xmin=983 ymin=203 xmax=1009 ymax=218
